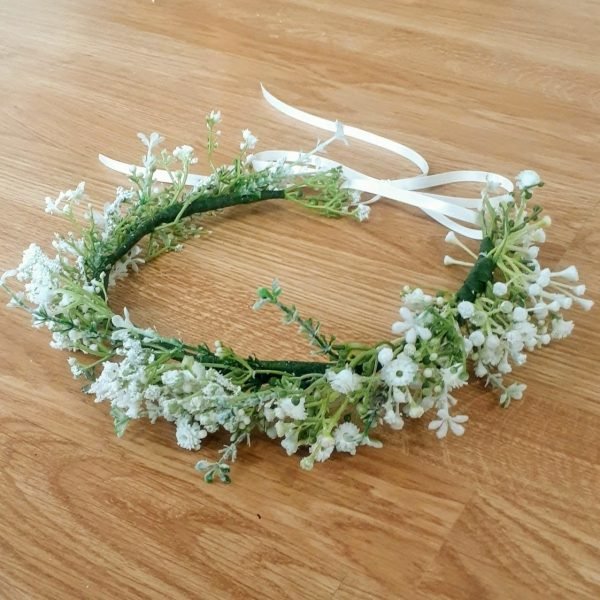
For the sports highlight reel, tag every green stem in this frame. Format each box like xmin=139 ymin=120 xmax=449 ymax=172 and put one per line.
xmin=90 ymin=189 xmax=286 ymax=282
xmin=455 ymin=237 xmax=496 ymax=303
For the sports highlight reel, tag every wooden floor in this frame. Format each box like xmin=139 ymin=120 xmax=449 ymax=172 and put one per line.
xmin=1 ymin=1 xmax=599 ymax=598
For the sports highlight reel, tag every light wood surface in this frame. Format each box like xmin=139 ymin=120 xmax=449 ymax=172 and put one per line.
xmin=1 ymin=1 xmax=599 ymax=598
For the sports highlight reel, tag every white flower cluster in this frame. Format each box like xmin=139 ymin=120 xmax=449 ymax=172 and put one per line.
xmin=88 ymin=335 xmax=246 ymax=451
xmin=380 ymin=287 xmax=469 ymax=436
xmin=2 ymin=243 xmax=62 ymax=307
xmin=45 ymin=182 xmax=85 ymax=216
xmin=444 ymin=172 xmax=592 ymax=406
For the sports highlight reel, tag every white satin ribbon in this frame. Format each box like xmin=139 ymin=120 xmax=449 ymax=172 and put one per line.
xmin=99 ymin=85 xmax=514 ymax=240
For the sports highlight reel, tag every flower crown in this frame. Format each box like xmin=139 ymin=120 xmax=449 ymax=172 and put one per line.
xmin=1 ymin=88 xmax=592 ymax=483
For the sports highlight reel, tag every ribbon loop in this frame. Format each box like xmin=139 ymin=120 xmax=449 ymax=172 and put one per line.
xmin=99 ymin=85 xmax=514 ymax=240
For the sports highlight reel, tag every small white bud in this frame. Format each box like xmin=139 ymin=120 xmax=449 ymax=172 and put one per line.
xmin=403 ymin=343 xmax=416 ymax=356
xmin=492 ymin=282 xmax=508 ymax=297
xmin=377 ymin=346 xmax=394 ymax=366
xmin=531 ymin=228 xmax=546 ymax=243
xmin=553 ymin=266 xmax=579 ymax=282
xmin=516 ymin=170 xmax=541 ymax=189
xmin=469 ymin=330 xmax=486 ymax=347
xmin=512 ymin=306 xmax=528 ymax=322
xmin=574 ymin=297 xmax=594 ymax=311
xmin=457 ymin=300 xmax=475 ymax=319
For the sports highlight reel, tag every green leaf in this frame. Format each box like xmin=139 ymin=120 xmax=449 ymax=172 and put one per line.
xmin=110 ymin=406 xmax=130 ymax=438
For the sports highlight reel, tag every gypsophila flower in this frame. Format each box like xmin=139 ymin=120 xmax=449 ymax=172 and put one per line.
xmin=326 ymin=367 xmax=362 ymax=394
xmin=240 ymin=129 xmax=258 ymax=151
xmin=469 ymin=329 xmax=485 ymax=347
xmin=334 ymin=422 xmax=361 ymax=454
xmin=551 ymin=318 xmax=574 ymax=339
xmin=428 ymin=408 xmax=469 ymax=439
xmin=137 ymin=132 xmax=163 ymax=151
xmin=499 ymin=383 xmax=526 ymax=408
xmin=45 ymin=182 xmax=85 ymax=215
xmin=275 ymin=396 xmax=307 ymax=421
xmin=391 ymin=306 xmax=432 ymax=343
xmin=354 ymin=204 xmax=371 ymax=222
xmin=383 ymin=405 xmax=405 ymax=430
xmin=377 ymin=346 xmax=394 ymax=366
xmin=176 ymin=418 xmax=207 ymax=450
xmin=516 ymin=170 xmax=541 ymax=189
xmin=381 ymin=354 xmax=418 ymax=387
xmin=441 ymin=365 xmax=467 ymax=391
xmin=457 ymin=300 xmax=475 ymax=319
xmin=403 ymin=288 xmax=433 ymax=312
xmin=310 ymin=434 xmax=335 ymax=462
xmin=281 ymin=430 xmax=300 ymax=455
xmin=493 ymin=282 xmax=508 ymax=297
xmin=512 ymin=306 xmax=528 ymax=322
xmin=173 ymin=145 xmax=197 ymax=164
xmin=207 ymin=109 xmax=221 ymax=125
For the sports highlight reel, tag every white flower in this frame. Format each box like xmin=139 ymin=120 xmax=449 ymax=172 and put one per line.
xmin=531 ymin=228 xmax=546 ymax=243
xmin=574 ymin=297 xmax=594 ymax=311
xmin=383 ymin=406 xmax=404 ymax=430
xmin=67 ymin=357 xmax=85 ymax=378
xmin=207 ymin=109 xmax=221 ymax=125
xmin=457 ymin=301 xmax=475 ymax=319
xmin=326 ymin=367 xmax=362 ymax=394
xmin=334 ymin=422 xmax=361 ymax=454
xmin=441 ymin=365 xmax=467 ymax=391
xmin=391 ymin=307 xmax=432 ymax=342
xmin=552 ymin=266 xmax=579 ymax=282
xmin=354 ymin=204 xmax=371 ymax=222
xmin=377 ymin=346 xmax=394 ymax=366
xmin=469 ymin=330 xmax=485 ymax=347
xmin=516 ymin=170 xmax=541 ymax=189
xmin=111 ymin=307 xmax=136 ymax=330
xmin=403 ymin=288 xmax=433 ymax=312
xmin=281 ymin=430 xmax=300 ymax=455
xmin=381 ymin=355 xmax=418 ymax=387
xmin=551 ymin=318 xmax=574 ymax=340
xmin=175 ymin=418 xmax=207 ymax=450
xmin=300 ymin=456 xmax=314 ymax=470
xmin=474 ymin=361 xmax=487 ymax=377
xmin=483 ymin=335 xmax=499 ymax=352
xmin=240 ymin=129 xmax=258 ymax=151
xmin=408 ymin=403 xmax=424 ymax=418
xmin=172 ymin=145 xmax=197 ymax=164
xmin=275 ymin=396 xmax=307 ymax=421
xmin=137 ymin=132 xmax=163 ymax=151
xmin=428 ymin=408 xmax=469 ymax=439
xmin=499 ymin=383 xmax=526 ymax=407
xmin=492 ymin=282 xmax=508 ymax=297
xmin=512 ymin=306 xmax=528 ymax=322
xmin=45 ymin=182 xmax=85 ymax=215
xmin=310 ymin=434 xmax=335 ymax=462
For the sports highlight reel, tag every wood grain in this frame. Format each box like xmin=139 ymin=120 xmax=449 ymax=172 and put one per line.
xmin=1 ymin=1 xmax=599 ymax=598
